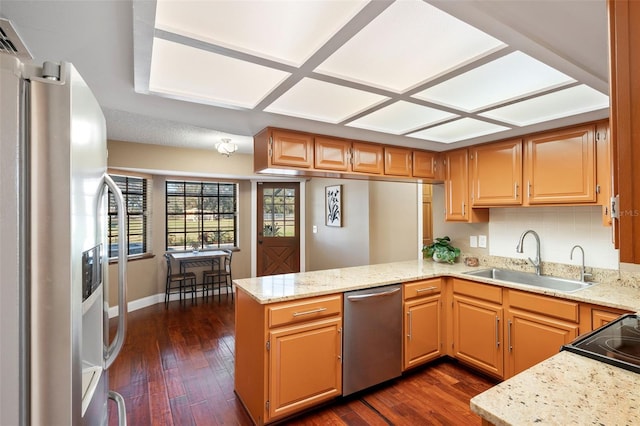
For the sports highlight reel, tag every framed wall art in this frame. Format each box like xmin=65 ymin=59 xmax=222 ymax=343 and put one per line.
xmin=325 ymin=185 xmax=342 ymax=227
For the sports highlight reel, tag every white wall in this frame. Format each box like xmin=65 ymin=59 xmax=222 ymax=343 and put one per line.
xmin=431 ymin=184 xmax=619 ymax=270
xmin=306 ymin=178 xmax=371 ymax=270
xmin=489 ymin=206 xmax=618 ymax=269
xmin=369 ymin=180 xmax=420 ymax=264
xmin=305 ymin=178 xmax=419 ymax=271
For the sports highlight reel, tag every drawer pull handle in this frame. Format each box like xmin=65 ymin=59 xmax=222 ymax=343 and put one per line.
xmin=292 ymin=307 xmax=327 ymax=317
xmin=415 ymin=286 xmax=438 ymax=293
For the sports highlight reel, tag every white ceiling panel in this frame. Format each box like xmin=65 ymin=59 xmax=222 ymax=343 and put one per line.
xmin=479 ymin=84 xmax=609 ymax=127
xmin=149 ymin=38 xmax=290 ymax=109
xmin=413 ymin=51 xmax=576 ymax=112
xmin=408 ymin=118 xmax=510 ymax=143
xmin=346 ymin=101 xmax=458 ymax=134
xmin=314 ymin=0 xmax=506 ymax=93
xmin=154 ymin=0 xmax=368 ymax=67
xmin=2 ymin=0 xmax=611 ymax=155
xmin=264 ymin=78 xmax=388 ymax=124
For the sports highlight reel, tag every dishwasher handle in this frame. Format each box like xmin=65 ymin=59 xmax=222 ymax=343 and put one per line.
xmin=347 ymin=287 xmax=400 ymax=301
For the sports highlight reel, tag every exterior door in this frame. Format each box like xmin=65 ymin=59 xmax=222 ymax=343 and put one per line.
xmin=257 ymin=182 xmax=300 ymax=276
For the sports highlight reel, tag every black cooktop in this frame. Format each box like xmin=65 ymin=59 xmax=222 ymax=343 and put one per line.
xmin=562 ymin=314 xmax=640 ymax=374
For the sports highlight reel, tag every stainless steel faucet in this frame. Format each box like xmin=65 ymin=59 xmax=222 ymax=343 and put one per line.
xmin=516 ymin=230 xmax=541 ymax=275
xmin=570 ymin=245 xmax=592 ymax=282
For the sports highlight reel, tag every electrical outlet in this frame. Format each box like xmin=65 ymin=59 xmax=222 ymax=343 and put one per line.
xmin=312 ymin=225 xmax=318 ymax=234
xmin=469 ymin=236 xmax=478 ymax=248
xmin=478 ymin=235 xmax=487 ymax=248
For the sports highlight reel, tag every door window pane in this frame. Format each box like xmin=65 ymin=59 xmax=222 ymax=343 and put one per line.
xmin=262 ymin=186 xmax=295 ymax=237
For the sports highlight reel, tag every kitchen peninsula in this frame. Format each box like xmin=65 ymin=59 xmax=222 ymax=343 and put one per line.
xmin=233 ymin=259 xmax=640 ymax=425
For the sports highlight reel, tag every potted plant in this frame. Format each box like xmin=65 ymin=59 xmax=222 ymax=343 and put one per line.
xmin=423 ymin=236 xmax=461 ymax=264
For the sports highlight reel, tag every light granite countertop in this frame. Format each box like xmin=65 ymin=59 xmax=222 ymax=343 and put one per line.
xmin=234 ymin=258 xmax=640 ymax=426
xmin=470 ymin=351 xmax=640 ymax=426
xmin=233 ymin=258 xmax=640 ymax=313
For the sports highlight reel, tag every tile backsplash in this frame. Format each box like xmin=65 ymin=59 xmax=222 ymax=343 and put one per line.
xmin=489 ymin=206 xmax=619 ymax=270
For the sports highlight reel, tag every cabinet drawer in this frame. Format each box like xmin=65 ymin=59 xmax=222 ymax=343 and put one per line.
xmin=404 ymin=279 xmax=442 ymax=300
xmin=452 ymin=279 xmax=502 ymax=304
xmin=508 ymin=290 xmax=579 ymax=323
xmin=269 ymin=295 xmax=342 ymax=328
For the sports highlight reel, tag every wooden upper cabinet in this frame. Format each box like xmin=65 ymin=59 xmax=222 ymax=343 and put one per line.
xmin=595 ymin=122 xmax=612 ymax=226
xmin=470 ymin=139 xmax=522 ymax=206
xmin=351 ymin=142 xmax=383 ymax=174
xmin=524 ymin=124 xmax=596 ymax=204
xmin=314 ymin=137 xmax=350 ymax=172
xmin=609 ymin=0 xmax=640 ymax=263
xmin=445 ymin=149 xmax=469 ymax=221
xmin=271 ymin=129 xmax=314 ymax=168
xmin=384 ymin=147 xmax=412 ymax=177
xmin=445 ymin=149 xmax=488 ymax=223
xmin=255 ymin=127 xmax=442 ymax=180
xmin=413 ymin=151 xmax=437 ymax=179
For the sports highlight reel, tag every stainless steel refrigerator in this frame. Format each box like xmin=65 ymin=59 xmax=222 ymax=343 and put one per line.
xmin=1 ymin=23 xmax=128 ymax=425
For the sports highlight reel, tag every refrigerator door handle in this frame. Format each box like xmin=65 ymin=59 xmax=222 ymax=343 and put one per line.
xmin=108 ymin=391 xmax=128 ymax=426
xmin=102 ymin=174 xmax=128 ymax=369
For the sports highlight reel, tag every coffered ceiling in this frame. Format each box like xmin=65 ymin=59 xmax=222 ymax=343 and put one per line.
xmin=1 ymin=0 xmax=610 ymax=153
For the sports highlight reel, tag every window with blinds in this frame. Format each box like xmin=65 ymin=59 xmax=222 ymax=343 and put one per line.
xmin=166 ymin=180 xmax=238 ymax=251
xmin=108 ymin=175 xmax=149 ymax=258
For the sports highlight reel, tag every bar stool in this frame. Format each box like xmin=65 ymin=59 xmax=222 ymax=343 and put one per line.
xmin=202 ymin=249 xmax=233 ymax=301
xmin=164 ymin=253 xmax=197 ymax=304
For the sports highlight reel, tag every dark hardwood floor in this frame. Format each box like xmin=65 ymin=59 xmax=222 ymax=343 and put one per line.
xmin=108 ymin=295 xmax=498 ymax=426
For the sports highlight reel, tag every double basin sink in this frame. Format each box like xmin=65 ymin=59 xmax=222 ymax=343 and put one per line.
xmin=463 ymin=268 xmax=596 ymax=293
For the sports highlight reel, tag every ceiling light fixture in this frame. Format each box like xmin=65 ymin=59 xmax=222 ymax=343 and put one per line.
xmin=215 ymin=138 xmax=238 ymax=156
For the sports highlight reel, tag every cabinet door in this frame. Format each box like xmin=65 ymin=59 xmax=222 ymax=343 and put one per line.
xmin=525 ymin=125 xmax=596 ymax=204
xmin=452 ymin=294 xmax=503 ymax=378
xmin=413 ymin=151 xmax=436 ymax=179
xmin=268 ymin=317 xmax=342 ymax=421
xmin=384 ymin=146 xmax=412 ymax=177
xmin=595 ymin=122 xmax=612 ymax=226
xmin=445 ymin=149 xmax=469 ymax=221
xmin=505 ymin=310 xmax=578 ymax=377
xmin=404 ymin=295 xmax=442 ymax=370
xmin=271 ymin=129 xmax=313 ymax=168
xmin=352 ymin=142 xmax=383 ymax=174
xmin=314 ymin=137 xmax=350 ymax=171
xmin=471 ymin=139 xmax=522 ymax=206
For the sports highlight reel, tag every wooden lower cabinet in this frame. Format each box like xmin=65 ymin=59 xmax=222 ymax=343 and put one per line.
xmin=504 ymin=289 xmax=579 ymax=377
xmin=268 ymin=317 xmax=342 ymax=420
xmin=235 ymin=290 xmax=343 ymax=425
xmin=592 ymin=308 xmax=624 ymax=328
xmin=403 ymin=279 xmax=443 ymax=370
xmin=236 ymin=278 xmax=634 ymax=424
xmin=581 ymin=303 xmax=632 ymax=330
xmin=505 ymin=309 xmax=578 ymax=377
xmin=452 ymin=294 xmax=504 ymax=378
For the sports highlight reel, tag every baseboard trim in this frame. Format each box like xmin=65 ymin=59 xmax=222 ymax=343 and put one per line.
xmin=108 ymin=288 xmax=235 ymax=318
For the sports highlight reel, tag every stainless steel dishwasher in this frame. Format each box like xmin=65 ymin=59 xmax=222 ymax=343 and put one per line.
xmin=342 ymin=284 xmax=402 ymax=396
